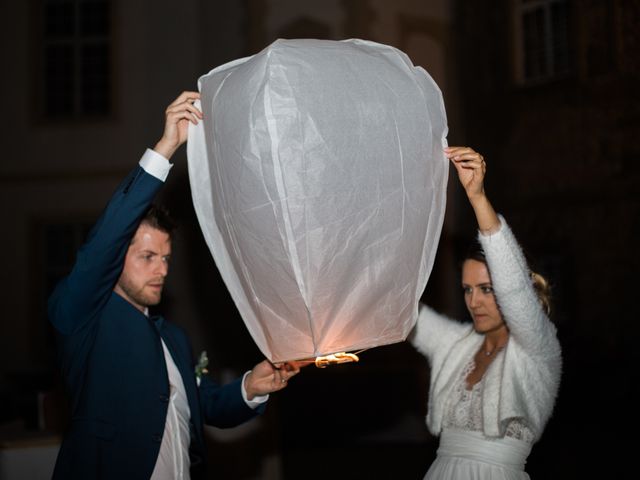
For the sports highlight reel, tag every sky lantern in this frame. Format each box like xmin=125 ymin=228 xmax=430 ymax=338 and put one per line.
xmin=187 ymin=38 xmax=448 ymax=364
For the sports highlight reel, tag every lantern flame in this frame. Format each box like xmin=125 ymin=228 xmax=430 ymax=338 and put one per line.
xmin=314 ymin=352 xmax=360 ymax=368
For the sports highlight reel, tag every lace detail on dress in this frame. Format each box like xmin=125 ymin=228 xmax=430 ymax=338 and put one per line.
xmin=443 ymin=360 xmax=483 ymax=432
xmin=442 ymin=358 xmax=535 ymax=444
xmin=504 ymin=418 xmax=535 ymax=443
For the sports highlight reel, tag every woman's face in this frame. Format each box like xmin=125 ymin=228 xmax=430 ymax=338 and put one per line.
xmin=461 ymin=259 xmax=504 ymax=333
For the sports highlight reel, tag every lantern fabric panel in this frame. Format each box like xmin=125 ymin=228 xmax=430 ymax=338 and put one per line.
xmin=187 ymin=38 xmax=449 ymax=362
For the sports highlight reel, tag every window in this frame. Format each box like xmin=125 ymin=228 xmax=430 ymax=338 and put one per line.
xmin=514 ymin=0 xmax=570 ymax=84
xmin=34 ymin=0 xmax=112 ymax=120
xmin=583 ymin=0 xmax=615 ymax=77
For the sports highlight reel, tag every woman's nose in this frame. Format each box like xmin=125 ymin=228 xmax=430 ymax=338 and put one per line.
xmin=469 ymin=289 xmax=480 ymax=307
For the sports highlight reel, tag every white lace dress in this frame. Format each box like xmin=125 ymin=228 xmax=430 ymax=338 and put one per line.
xmin=411 ymin=218 xmax=562 ymax=480
xmin=424 ymin=358 xmax=534 ymax=480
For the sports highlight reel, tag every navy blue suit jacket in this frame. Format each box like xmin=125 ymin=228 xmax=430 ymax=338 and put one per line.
xmin=48 ymin=163 xmax=262 ymax=479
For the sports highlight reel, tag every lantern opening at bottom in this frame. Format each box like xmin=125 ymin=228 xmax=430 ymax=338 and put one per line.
xmin=313 ymin=352 xmax=360 ymax=369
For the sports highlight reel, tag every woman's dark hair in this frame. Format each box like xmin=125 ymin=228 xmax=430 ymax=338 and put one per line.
xmin=464 ymin=241 xmax=488 ymax=266
xmin=463 ymin=241 xmax=552 ymax=316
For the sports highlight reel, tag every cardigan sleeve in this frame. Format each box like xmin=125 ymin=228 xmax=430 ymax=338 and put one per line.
xmin=409 ymin=304 xmax=470 ymax=363
xmin=478 ymin=216 xmax=560 ymax=359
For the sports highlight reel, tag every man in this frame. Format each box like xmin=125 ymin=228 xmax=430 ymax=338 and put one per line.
xmin=48 ymin=92 xmax=299 ymax=479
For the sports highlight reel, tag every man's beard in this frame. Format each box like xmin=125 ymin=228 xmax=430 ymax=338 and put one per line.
xmin=117 ymin=275 xmax=163 ymax=308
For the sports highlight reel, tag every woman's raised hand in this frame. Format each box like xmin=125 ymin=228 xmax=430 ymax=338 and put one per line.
xmin=445 ymin=146 xmax=499 ymax=234
xmin=445 ymin=146 xmax=486 ymax=200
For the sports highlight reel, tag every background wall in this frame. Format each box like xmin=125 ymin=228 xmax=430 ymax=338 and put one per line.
xmin=0 ymin=0 xmax=637 ymax=478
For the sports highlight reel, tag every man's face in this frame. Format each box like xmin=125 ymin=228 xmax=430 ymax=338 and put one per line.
xmin=114 ymin=224 xmax=171 ymax=312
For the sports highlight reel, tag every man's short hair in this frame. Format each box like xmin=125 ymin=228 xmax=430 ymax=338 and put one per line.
xmin=140 ymin=204 xmax=177 ymax=238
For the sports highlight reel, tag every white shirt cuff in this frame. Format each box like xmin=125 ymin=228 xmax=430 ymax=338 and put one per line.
xmin=241 ymin=371 xmax=269 ymax=409
xmin=139 ymin=148 xmax=173 ymax=182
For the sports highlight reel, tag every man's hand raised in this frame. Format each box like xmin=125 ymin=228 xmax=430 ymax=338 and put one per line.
xmin=154 ymin=91 xmax=203 ymax=160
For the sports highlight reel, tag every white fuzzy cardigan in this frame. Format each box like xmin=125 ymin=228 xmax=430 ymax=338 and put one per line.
xmin=410 ymin=217 xmax=562 ymax=442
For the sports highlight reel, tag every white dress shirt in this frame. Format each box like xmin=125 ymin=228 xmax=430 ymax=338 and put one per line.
xmin=150 ymin=340 xmax=192 ymax=480
xmin=139 ymin=150 xmax=268 ymax=479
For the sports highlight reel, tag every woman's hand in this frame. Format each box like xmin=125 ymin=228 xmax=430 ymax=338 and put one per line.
xmin=445 ymin=146 xmax=500 ymax=234
xmin=445 ymin=146 xmax=486 ymax=201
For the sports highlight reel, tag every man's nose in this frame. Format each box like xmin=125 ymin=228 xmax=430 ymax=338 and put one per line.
xmin=155 ymin=260 xmax=169 ymax=277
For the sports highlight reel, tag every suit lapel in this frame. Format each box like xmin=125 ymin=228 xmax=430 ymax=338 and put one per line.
xmin=155 ymin=319 xmax=204 ymax=446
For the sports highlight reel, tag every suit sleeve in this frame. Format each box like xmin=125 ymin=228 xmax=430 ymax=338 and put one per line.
xmin=171 ymin=327 xmax=264 ymax=429
xmin=48 ymin=157 xmax=165 ymax=336
xmin=197 ymin=376 xmax=264 ymax=428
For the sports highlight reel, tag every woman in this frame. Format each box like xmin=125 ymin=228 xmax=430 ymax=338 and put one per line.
xmin=410 ymin=146 xmax=562 ymax=479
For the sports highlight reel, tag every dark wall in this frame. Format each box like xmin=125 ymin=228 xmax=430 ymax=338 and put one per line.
xmin=455 ymin=0 xmax=640 ymax=476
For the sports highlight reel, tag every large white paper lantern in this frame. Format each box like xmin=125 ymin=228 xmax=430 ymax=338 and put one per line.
xmin=187 ymin=38 xmax=448 ymax=363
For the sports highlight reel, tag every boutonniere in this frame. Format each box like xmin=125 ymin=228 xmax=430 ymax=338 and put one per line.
xmin=195 ymin=350 xmax=209 ymax=387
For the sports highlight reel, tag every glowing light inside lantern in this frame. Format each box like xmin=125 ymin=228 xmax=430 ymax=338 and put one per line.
xmin=314 ymin=352 xmax=360 ymax=368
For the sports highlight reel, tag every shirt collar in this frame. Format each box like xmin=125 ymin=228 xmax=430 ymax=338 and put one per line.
xmin=144 ymin=307 xmax=164 ymax=328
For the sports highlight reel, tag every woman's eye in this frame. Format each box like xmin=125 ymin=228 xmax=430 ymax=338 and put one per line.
xmin=462 ymin=286 xmax=472 ymax=295
xmin=481 ymin=286 xmax=494 ymax=294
